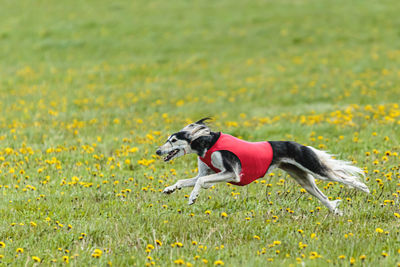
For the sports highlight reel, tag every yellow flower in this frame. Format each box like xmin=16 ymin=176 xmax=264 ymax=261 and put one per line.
xmin=221 ymin=212 xmax=228 ymax=218
xmin=0 ymin=242 xmax=5 ymax=248
xmin=32 ymin=256 xmax=41 ymax=263
xmin=156 ymin=240 xmax=162 ymax=246
xmin=376 ymin=228 xmax=384 ymax=233
xmin=214 ymin=260 xmax=224 ymax=265
xmin=253 ymin=235 xmax=260 ymax=240
xmin=298 ymin=242 xmax=307 ymax=249
xmin=16 ymin=248 xmax=24 ymax=253
xmin=63 ymin=256 xmax=69 ymax=263
xmin=174 ymin=259 xmax=185 ymax=265
xmin=92 ymin=249 xmax=103 ymax=258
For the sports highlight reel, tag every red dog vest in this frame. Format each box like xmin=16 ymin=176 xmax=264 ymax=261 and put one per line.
xmin=199 ymin=133 xmax=273 ymax=186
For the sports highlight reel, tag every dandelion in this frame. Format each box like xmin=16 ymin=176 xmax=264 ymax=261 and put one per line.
xmin=299 ymin=242 xmax=307 ymax=249
xmin=174 ymin=259 xmax=185 ymax=265
xmin=376 ymin=228 xmax=384 ymax=233
xmin=214 ymin=260 xmax=224 ymax=265
xmin=32 ymin=256 xmax=41 ymax=263
xmin=221 ymin=212 xmax=228 ymax=218
xmin=92 ymin=249 xmax=103 ymax=258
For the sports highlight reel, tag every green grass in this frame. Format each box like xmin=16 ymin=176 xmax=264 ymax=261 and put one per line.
xmin=0 ymin=0 xmax=400 ymax=266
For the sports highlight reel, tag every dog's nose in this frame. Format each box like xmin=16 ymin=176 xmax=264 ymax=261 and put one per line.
xmin=156 ymin=149 xmax=162 ymax=156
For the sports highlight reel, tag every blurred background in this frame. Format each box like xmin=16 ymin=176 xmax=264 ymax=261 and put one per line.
xmin=1 ymin=0 xmax=399 ymax=126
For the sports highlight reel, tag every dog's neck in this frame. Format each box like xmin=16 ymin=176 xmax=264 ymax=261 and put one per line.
xmin=190 ymin=132 xmax=221 ymax=157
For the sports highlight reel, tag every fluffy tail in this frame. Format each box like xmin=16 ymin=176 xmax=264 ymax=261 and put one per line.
xmin=307 ymin=146 xmax=370 ymax=193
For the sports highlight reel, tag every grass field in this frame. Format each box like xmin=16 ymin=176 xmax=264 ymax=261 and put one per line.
xmin=1 ymin=0 xmax=400 ymax=266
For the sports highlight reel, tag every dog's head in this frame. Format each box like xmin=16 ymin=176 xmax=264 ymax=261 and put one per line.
xmin=156 ymin=118 xmax=212 ymax=162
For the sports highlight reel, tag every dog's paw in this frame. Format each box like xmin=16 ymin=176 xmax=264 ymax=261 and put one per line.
xmin=188 ymin=198 xmax=196 ymax=205
xmin=188 ymin=193 xmax=198 ymax=205
xmin=163 ymin=185 xmax=177 ymax=194
xmin=330 ymin=199 xmax=343 ymax=216
xmin=334 ymin=209 xmax=343 ymax=216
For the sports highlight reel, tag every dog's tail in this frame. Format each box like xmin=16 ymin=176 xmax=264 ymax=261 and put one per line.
xmin=307 ymin=146 xmax=370 ymax=193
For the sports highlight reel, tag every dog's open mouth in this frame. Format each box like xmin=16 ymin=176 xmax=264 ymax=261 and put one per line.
xmin=164 ymin=149 xmax=180 ymax=162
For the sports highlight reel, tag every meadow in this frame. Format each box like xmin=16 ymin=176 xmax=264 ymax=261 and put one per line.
xmin=0 ymin=0 xmax=400 ymax=266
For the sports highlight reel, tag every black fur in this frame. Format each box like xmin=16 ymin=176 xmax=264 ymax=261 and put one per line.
xmin=219 ymin=150 xmax=241 ymax=172
xmin=195 ymin=117 xmax=213 ymax=125
xmin=269 ymin=141 xmax=328 ymax=177
xmin=190 ymin=132 xmax=220 ymax=157
xmin=173 ymin=131 xmax=191 ymax=142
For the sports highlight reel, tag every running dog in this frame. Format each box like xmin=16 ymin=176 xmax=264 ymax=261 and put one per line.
xmin=156 ymin=118 xmax=369 ymax=215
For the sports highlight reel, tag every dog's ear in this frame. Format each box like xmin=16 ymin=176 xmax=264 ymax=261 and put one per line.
xmin=195 ymin=117 xmax=212 ymax=125
xmin=189 ymin=124 xmax=211 ymax=141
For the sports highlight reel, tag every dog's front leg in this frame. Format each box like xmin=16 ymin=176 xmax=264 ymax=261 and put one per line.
xmin=163 ymin=177 xmax=199 ymax=194
xmin=188 ymin=172 xmax=234 ymax=205
xmin=163 ymin=158 xmax=213 ymax=194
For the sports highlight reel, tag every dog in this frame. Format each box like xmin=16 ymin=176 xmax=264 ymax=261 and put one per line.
xmin=156 ymin=118 xmax=369 ymax=215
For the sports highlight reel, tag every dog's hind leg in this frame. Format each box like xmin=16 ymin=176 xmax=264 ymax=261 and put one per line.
xmin=280 ymin=163 xmax=343 ymax=215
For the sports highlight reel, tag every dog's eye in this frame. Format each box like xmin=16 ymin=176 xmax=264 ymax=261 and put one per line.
xmin=171 ymin=139 xmax=177 ymax=143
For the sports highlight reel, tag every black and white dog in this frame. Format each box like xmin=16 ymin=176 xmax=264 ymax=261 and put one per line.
xmin=156 ymin=118 xmax=369 ymax=215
